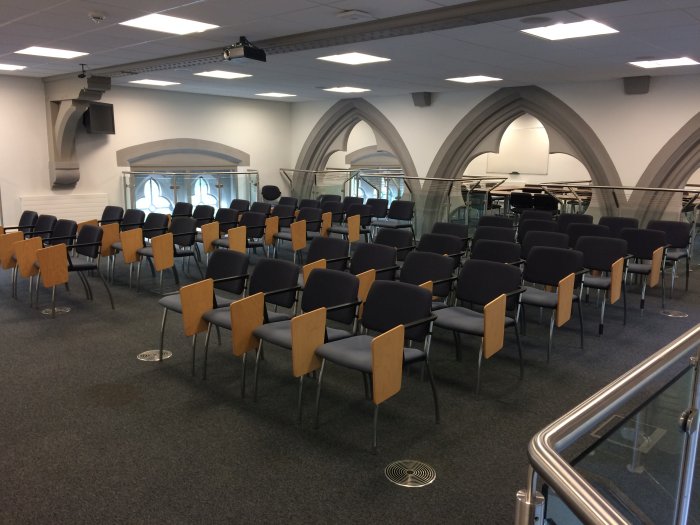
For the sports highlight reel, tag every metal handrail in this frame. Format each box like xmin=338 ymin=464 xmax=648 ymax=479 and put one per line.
xmin=518 ymin=324 xmax=700 ymax=524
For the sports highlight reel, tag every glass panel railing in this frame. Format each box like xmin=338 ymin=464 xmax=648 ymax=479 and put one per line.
xmin=123 ymin=170 xmax=259 ymax=213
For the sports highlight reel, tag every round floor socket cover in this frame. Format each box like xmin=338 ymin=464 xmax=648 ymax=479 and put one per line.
xmin=385 ymin=460 xmax=436 ymax=488
xmin=137 ymin=349 xmax=173 ymax=361
xmin=661 ymin=309 xmax=688 ymax=318
xmin=41 ymin=306 xmax=71 ymax=316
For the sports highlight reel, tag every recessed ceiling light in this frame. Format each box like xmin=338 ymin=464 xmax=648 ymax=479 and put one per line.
xmin=323 ymin=86 xmax=371 ymax=93
xmin=522 ymin=20 xmax=617 ymax=40
xmin=317 ymin=52 xmax=390 ymax=65
xmin=120 ymin=13 xmax=218 ymax=35
xmin=629 ymin=57 xmax=699 ymax=68
xmin=256 ymin=93 xmax=297 ymax=98
xmin=15 ymin=46 xmax=88 ymax=59
xmin=129 ymin=79 xmax=181 ymax=86
xmin=447 ymin=76 xmax=502 ymax=84
xmin=195 ymin=70 xmax=251 ymax=79
xmin=0 ymin=64 xmax=26 ymax=71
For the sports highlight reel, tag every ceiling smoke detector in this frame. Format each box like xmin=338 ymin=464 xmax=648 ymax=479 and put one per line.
xmin=336 ymin=10 xmax=374 ymax=22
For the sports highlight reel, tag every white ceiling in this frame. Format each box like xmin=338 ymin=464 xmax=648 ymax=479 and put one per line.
xmin=1 ymin=0 xmax=699 ymax=101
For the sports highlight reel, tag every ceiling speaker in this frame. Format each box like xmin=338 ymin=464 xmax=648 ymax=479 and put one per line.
xmin=623 ymin=76 xmax=650 ymax=95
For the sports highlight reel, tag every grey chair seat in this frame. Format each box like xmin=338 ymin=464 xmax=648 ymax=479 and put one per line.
xmin=435 ymin=306 xmax=515 ymax=335
xmin=137 ymin=246 xmax=153 ymax=257
xmin=159 ymin=293 xmax=238 ymax=314
xmin=112 ymin=241 xmax=123 ymax=251
xmin=627 ymin=262 xmax=651 ymax=275
xmin=665 ymin=248 xmax=688 ymax=261
xmin=316 ymin=335 xmax=426 ymax=373
xmin=195 ymin=233 xmax=203 ymax=243
xmin=212 ymin=238 xmax=228 ymax=248
xmin=275 ymin=232 xmax=293 ymax=242
xmin=521 ymin=286 xmax=559 ymax=308
xmin=253 ymin=320 xmax=352 ymax=348
xmin=583 ymin=275 xmax=610 ymax=290
xmin=203 ymin=306 xmax=290 ymax=330
xmin=431 ymin=301 xmax=449 ymax=311
xmin=374 ymin=218 xmax=412 ymax=228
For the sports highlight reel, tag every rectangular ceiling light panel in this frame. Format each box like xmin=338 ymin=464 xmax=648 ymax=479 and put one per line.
xmin=629 ymin=57 xmax=699 ymax=68
xmin=15 ymin=46 xmax=88 ymax=59
xmin=129 ymin=79 xmax=181 ymax=86
xmin=120 ymin=14 xmax=218 ymax=35
xmin=522 ymin=20 xmax=618 ymax=40
xmin=195 ymin=70 xmax=251 ymax=79
xmin=317 ymin=52 xmax=390 ymax=65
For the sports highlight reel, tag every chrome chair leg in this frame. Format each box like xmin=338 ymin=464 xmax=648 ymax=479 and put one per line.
xmin=372 ymin=404 xmax=380 ymax=454
xmin=159 ymin=308 xmax=168 ymax=362
xmin=190 ymin=334 xmax=198 ymax=377
xmin=253 ymin=340 xmax=263 ymax=402
xmin=547 ymin=311 xmax=555 ymax=363
xmin=297 ymin=375 xmax=305 ymax=425
xmin=314 ymin=359 xmax=326 ymax=429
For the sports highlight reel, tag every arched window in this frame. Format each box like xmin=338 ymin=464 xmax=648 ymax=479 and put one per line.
xmin=135 ymin=177 xmax=173 ymax=214
xmin=191 ymin=176 xmax=218 ymax=207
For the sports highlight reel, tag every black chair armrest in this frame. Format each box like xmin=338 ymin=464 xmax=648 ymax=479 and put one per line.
xmin=66 ymin=241 xmax=101 ymax=249
xmin=171 ymin=213 xmax=191 ymax=218
xmin=263 ymin=284 xmax=302 ymax=299
xmin=375 ymin=265 xmax=400 ymax=277
xmin=2 ymin=225 xmax=22 ymax=231
xmin=509 ymin=259 xmax=526 ymax=267
xmin=395 ymin=245 xmax=416 ymax=254
xmin=172 ymin=231 xmax=197 ymax=239
xmin=432 ymin=276 xmax=458 ymax=286
xmin=574 ymin=268 xmax=589 ymax=276
xmin=304 ymin=219 xmax=323 ymax=226
xmin=505 ymin=287 xmax=527 ymax=298
xmin=119 ymin=221 xmax=145 ymax=230
xmin=218 ymin=220 xmax=239 ymax=228
xmin=142 ymin=227 xmax=167 ymax=234
xmin=44 ymin=234 xmax=76 ymax=244
xmin=325 ymin=255 xmax=351 ymax=265
xmin=403 ymin=315 xmax=438 ymax=330
xmin=213 ymin=273 xmax=249 ymax=285
xmin=28 ymin=229 xmax=54 ymax=236
xmin=325 ymin=300 xmax=362 ymax=313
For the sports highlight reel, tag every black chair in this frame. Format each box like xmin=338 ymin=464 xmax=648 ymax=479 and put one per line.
xmin=620 ymin=228 xmax=666 ymax=313
xmin=321 ymin=201 xmax=344 ymax=224
xmin=471 ymin=225 xmax=515 ymax=245
xmin=3 ymin=210 xmax=38 ymax=234
xmin=431 ymin=222 xmax=469 ymax=251
xmin=575 ymin=236 xmax=628 ymax=334
xmin=278 ymin=196 xmax=298 ymax=209
xmin=299 ymin=198 xmax=321 ymax=209
xmin=271 ymin=204 xmax=296 ymax=229
xmin=66 ymin=224 xmax=114 ymax=310
xmin=314 ymin=280 xmax=439 ymax=451
xmin=533 ymin=193 xmax=559 ymax=213
xmin=509 ymin=192 xmax=533 ymax=215
xmin=252 ymin=268 xmax=360 ymax=416
xmin=213 ymin=207 xmax=240 ymax=234
xmin=327 ymin=204 xmax=371 ymax=242
xmin=366 ymin=198 xmax=389 ymax=222
xmin=28 ymin=214 xmax=57 ymax=240
xmin=520 ymin=246 xmax=585 ymax=362
xmin=172 ymin=202 xmax=193 ymax=218
xmin=341 ymin=196 xmax=364 ymax=216
xmin=477 ymin=215 xmax=513 ymax=229
xmin=250 ymin=202 xmax=272 ymax=216
xmin=373 ymin=200 xmax=415 ymax=241
xmin=110 ymin=211 xmax=164 ymax=281
xmin=521 ymin=231 xmax=569 ymax=259
xmin=516 ymin=219 xmax=558 ymax=244
xmin=599 ymin=216 xmax=639 ymax=237
xmin=566 ymin=223 xmax=610 ymax=248
xmin=213 ymin=211 xmax=267 ymax=254
xmin=647 ymin=220 xmax=692 ymax=296
xmin=374 ymin=227 xmax=415 ymax=262
xmin=416 ymin=233 xmax=465 ymax=270
xmin=229 ymin=199 xmax=250 ymax=213
xmin=349 ymin=242 xmax=398 ymax=280
xmin=519 ymin=209 xmax=554 ymax=223
xmin=318 ymin=194 xmax=342 ymax=204
xmin=470 ymin=239 xmax=522 ymax=265
xmin=192 ymin=204 xmax=215 ymax=228
xmin=399 ymin=251 xmax=455 ymax=310
xmin=274 ymin=207 xmax=323 ymax=261
xmin=305 ymin=236 xmax=350 ymax=271
xmin=157 ymin=249 xmax=249 ymax=366
xmin=99 ymin=206 xmax=124 ymax=225
xmin=261 ymin=185 xmax=281 ymax=202
xmin=557 ymin=213 xmax=593 ymax=234
xmin=45 ymin=219 xmax=77 ymax=246
xmin=434 ymin=259 xmax=524 ymax=392
xmin=120 ymin=209 xmax=146 ymax=231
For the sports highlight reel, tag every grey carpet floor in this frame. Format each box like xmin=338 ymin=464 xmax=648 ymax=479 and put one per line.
xmin=0 ymin=251 xmax=698 ymax=524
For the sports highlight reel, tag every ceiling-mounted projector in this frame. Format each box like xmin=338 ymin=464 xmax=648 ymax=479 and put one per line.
xmin=223 ymin=36 xmax=266 ymax=62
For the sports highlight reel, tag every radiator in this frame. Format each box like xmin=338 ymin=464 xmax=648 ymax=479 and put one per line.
xmin=20 ymin=193 xmax=109 ymax=223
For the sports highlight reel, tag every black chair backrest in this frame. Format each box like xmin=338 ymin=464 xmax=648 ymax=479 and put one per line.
xmin=206 ymin=249 xmax=249 ymax=295
xmin=296 ymin=207 xmax=323 ymax=232
xmin=517 ymin=219 xmax=558 ymax=243
xmin=321 ymin=201 xmax=344 ymax=223
xmin=470 ymin=239 xmax=521 ymax=264
xmin=598 ymin=216 xmax=639 ymax=237
xmin=509 ymin=191 xmax=533 ymax=211
xmin=261 ymin=185 xmax=281 ymax=201
xmin=318 ymin=194 xmax=342 ymax=204
xmin=302 ymin=269 xmax=359 ymax=324
xmin=455 ymin=259 xmax=522 ymax=310
xmin=620 ymin=228 xmax=666 ymax=260
xmin=74 ymin=224 xmax=102 ymax=259
xmin=341 ymin=196 xmax=364 ymax=214
xmin=387 ymin=200 xmax=414 ymax=220
xmin=192 ymin=205 xmax=215 ymax=227
xmin=250 ymin=202 xmax=272 ymax=216
xmin=350 ymin=242 xmax=396 ymax=278
xmin=566 ymin=223 xmax=610 ymax=248
xmin=172 ymin=202 xmax=193 ymax=217
xmin=519 ymin=209 xmax=555 ymax=223
xmin=142 ymin=213 xmax=169 ymax=239
xmin=533 ymin=193 xmax=559 ymax=212
xmin=306 ymin=236 xmax=349 ymax=270
xmin=214 ymin=207 xmax=239 ymax=232
xmin=121 ymin=209 xmax=145 ymax=231
xmin=249 ymin=258 xmax=299 ymax=308
xmin=101 ymin=206 xmax=124 ymax=224
xmin=472 ymin=225 xmax=515 ymax=244
xmin=416 ymin=233 xmax=463 ymax=265
xmin=521 ymin=231 xmax=569 ymax=259
xmin=170 ymin=216 xmax=197 ymax=247
xmin=557 ymin=213 xmax=593 ymax=233
xmin=400 ymin=251 xmax=454 ymax=299
xmin=299 ymin=198 xmax=321 ymax=209
xmin=16 ymin=210 xmax=39 ymax=233
xmin=374 ymin=227 xmax=414 ymax=261
xmin=646 ymin=220 xmax=691 ymax=249
xmin=229 ymin=199 xmax=250 ymax=213
xmin=362 ymin=280 xmax=432 ymax=342
xmin=278 ymin=196 xmax=298 ymax=209
xmin=32 ymin=214 xmax=57 ymax=239
xmin=524 ymin=246 xmax=584 ymax=287
xmin=47 ymin=219 xmax=78 ymax=246
xmin=238 ymin=211 xmax=267 ymax=239
xmin=365 ymin=198 xmax=388 ymax=219
xmin=431 ymin=222 xmax=469 ymax=250
xmin=477 ymin=215 xmax=513 ymax=229
xmin=272 ymin=204 xmax=296 ymax=228
xmin=575 ymin=236 xmax=628 ymax=272
xmin=345 ymin=204 xmax=372 ymax=227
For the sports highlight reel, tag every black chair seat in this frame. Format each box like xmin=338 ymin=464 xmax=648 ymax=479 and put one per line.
xmin=69 ymin=261 xmax=98 ymax=272
xmin=316 ymin=335 xmax=425 ymax=373
xmin=432 ymin=301 xmax=449 ymax=311
xmin=582 ymin=275 xmax=610 ymax=290
xmin=627 ymin=262 xmax=651 ymax=275
xmin=521 ymin=287 xmax=559 ymax=309
xmin=435 ymin=307 xmax=515 ymax=335
xmin=203 ymin=306 xmax=290 ymax=330
xmin=665 ymin=248 xmax=688 ymax=261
